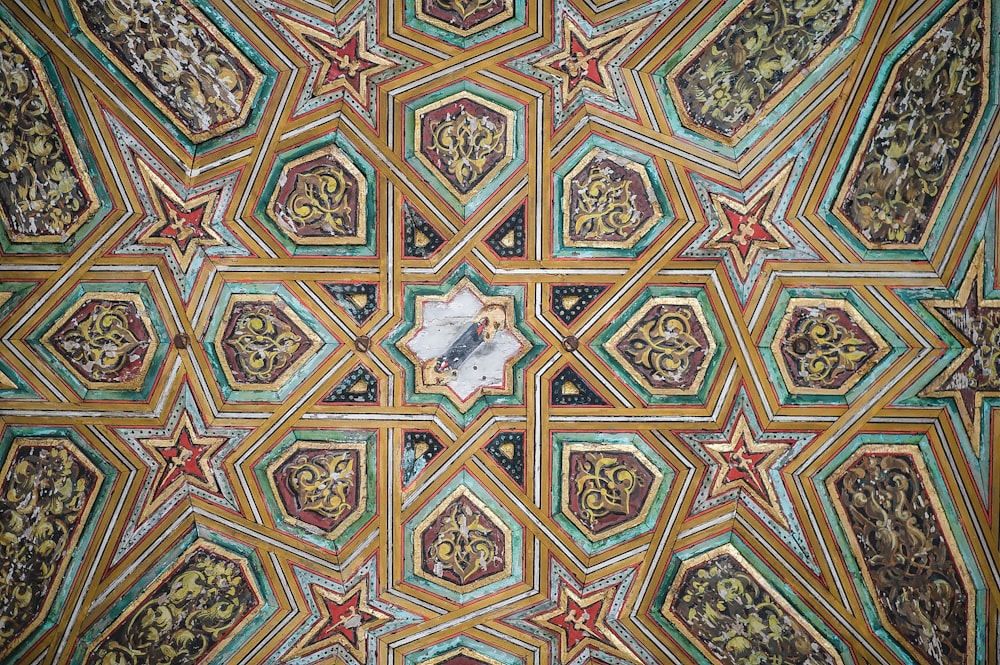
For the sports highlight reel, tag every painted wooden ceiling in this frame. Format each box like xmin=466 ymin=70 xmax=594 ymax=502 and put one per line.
xmin=0 ymin=0 xmax=998 ymax=663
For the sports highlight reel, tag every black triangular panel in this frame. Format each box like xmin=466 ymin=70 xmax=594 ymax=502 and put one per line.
xmin=550 ymin=366 xmax=608 ymax=406
xmin=485 ymin=204 xmax=526 ymax=258
xmin=484 ymin=431 xmax=525 ymax=487
xmin=401 ymin=430 xmax=444 ymax=486
xmin=324 ymin=365 xmax=379 ymax=404
xmin=402 ymin=203 xmax=445 ymax=258
xmin=550 ymin=284 xmax=607 ymax=325
xmin=323 ymin=283 xmax=378 ymax=324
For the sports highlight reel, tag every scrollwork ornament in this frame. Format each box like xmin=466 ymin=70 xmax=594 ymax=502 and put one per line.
xmin=783 ymin=311 xmax=872 ymax=387
xmin=224 ymin=304 xmax=304 ymax=384
xmin=428 ymin=108 xmax=504 ymax=194
xmin=570 ymin=163 xmax=640 ymax=241
xmin=573 ymin=453 xmax=642 ymax=529
xmin=426 ymin=501 xmax=501 ymax=585
xmin=86 ymin=548 xmax=258 ymax=665
xmin=284 ymin=165 xmax=355 ymax=237
xmin=618 ymin=305 xmax=700 ymax=388
xmin=285 ymin=452 xmax=356 ymax=521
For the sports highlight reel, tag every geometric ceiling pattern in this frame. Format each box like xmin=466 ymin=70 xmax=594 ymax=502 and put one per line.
xmin=0 ymin=0 xmax=998 ymax=663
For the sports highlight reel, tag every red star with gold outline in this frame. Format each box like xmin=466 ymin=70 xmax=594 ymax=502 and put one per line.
xmin=701 ymin=414 xmax=790 ymax=527
xmin=703 ymin=162 xmax=794 ymax=280
xmin=139 ymin=412 xmax=226 ymax=519
xmin=534 ymin=17 xmax=649 ymax=104
xmin=291 ymin=582 xmax=391 ymax=662
xmin=530 ymin=585 xmax=632 ymax=662
xmin=135 ymin=160 xmax=224 ymax=271
xmin=921 ymin=245 xmax=1000 ymax=455
xmin=275 ymin=15 xmax=394 ymax=107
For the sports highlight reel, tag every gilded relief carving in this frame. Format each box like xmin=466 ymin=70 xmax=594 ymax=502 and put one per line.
xmin=563 ymin=151 xmax=661 ymax=247
xmin=613 ymin=301 xmax=712 ymax=393
xmin=565 ymin=448 xmax=658 ymax=538
xmin=86 ymin=544 xmax=260 ymax=665
xmin=415 ymin=487 xmax=512 ymax=591
xmin=270 ymin=146 xmax=367 ymax=245
xmin=775 ymin=299 xmax=889 ymax=394
xmin=839 ymin=0 xmax=986 ymax=246
xmin=285 ymin=451 xmax=357 ymax=521
xmin=670 ymin=0 xmax=859 ymax=142
xmin=43 ymin=294 xmax=156 ymax=390
xmin=418 ymin=97 xmax=510 ymax=198
xmin=222 ymin=300 xmax=312 ymax=386
xmin=424 ymin=498 xmax=502 ymax=585
xmin=72 ymin=0 xmax=263 ymax=141
xmin=0 ymin=438 xmax=101 ymax=660
xmin=832 ymin=451 xmax=972 ymax=664
xmin=0 ymin=23 xmax=97 ymax=242
xmin=664 ymin=547 xmax=841 ymax=665
xmin=417 ymin=0 xmax=513 ymax=35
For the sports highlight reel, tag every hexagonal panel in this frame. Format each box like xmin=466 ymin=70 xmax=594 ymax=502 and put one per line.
xmin=404 ymin=0 xmax=526 ymax=49
xmin=43 ymin=294 xmax=156 ymax=391
xmin=552 ymin=431 xmax=672 ymax=555
xmin=405 ymin=82 xmax=525 ymax=218
xmin=772 ymin=298 xmax=889 ymax=395
xmin=415 ymin=486 xmax=511 ymax=590
xmin=30 ymin=283 xmax=169 ymax=400
xmin=268 ymin=144 xmax=368 ymax=246
xmin=255 ymin=429 xmax=376 ymax=552
xmin=204 ymin=283 xmax=338 ymax=402
xmin=269 ymin=441 xmax=367 ymax=541
xmin=593 ymin=287 xmax=724 ymax=405
xmin=552 ymin=137 xmax=674 ymax=258
xmin=761 ymin=289 xmax=902 ymax=405
xmin=403 ymin=471 xmax=523 ymax=604
xmin=217 ymin=295 xmax=316 ymax=390
xmin=255 ymin=132 xmax=377 ymax=256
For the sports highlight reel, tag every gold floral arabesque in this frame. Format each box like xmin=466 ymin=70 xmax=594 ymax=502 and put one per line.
xmin=84 ymin=541 xmax=261 ymax=665
xmin=771 ymin=297 xmax=889 ymax=396
xmin=606 ymin=297 xmax=716 ymax=396
xmin=226 ymin=307 xmax=302 ymax=383
xmin=426 ymin=500 xmax=500 ymax=584
xmin=0 ymin=23 xmax=99 ymax=243
xmin=287 ymin=451 xmax=356 ymax=521
xmin=0 ymin=438 xmax=102 ymax=662
xmin=41 ymin=292 xmax=158 ymax=392
xmin=429 ymin=107 xmax=504 ymax=194
xmin=561 ymin=443 xmax=662 ymax=541
xmin=828 ymin=446 xmax=975 ymax=665
xmin=412 ymin=92 xmax=516 ymax=204
xmin=571 ymin=164 xmax=638 ymax=239
xmin=269 ymin=145 xmax=368 ymax=246
xmin=667 ymin=0 xmax=862 ymax=145
xmin=836 ymin=0 xmax=987 ymax=248
xmin=663 ymin=544 xmax=843 ymax=665
xmin=215 ymin=294 xmax=321 ymax=392
xmin=266 ymin=440 xmax=368 ymax=541
xmin=413 ymin=485 xmax=513 ymax=593
xmin=69 ymin=0 xmax=264 ymax=143
xmin=414 ymin=0 xmax=515 ymax=37
xmin=561 ymin=148 xmax=662 ymax=249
